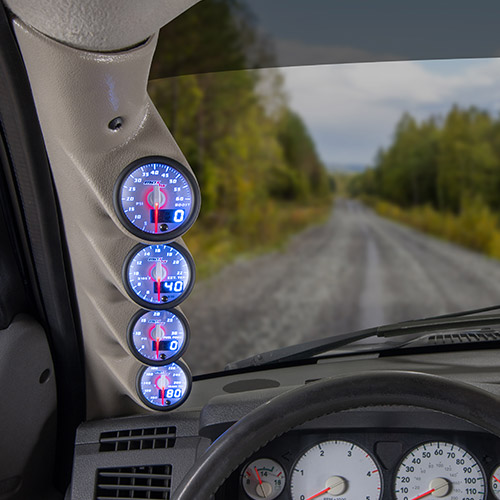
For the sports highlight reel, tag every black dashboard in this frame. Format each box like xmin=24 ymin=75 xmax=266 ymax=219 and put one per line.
xmin=69 ymin=348 xmax=500 ymax=499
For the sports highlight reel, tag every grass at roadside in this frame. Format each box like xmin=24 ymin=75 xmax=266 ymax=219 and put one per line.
xmin=368 ymin=198 xmax=500 ymax=260
xmin=183 ymin=200 xmax=333 ymax=279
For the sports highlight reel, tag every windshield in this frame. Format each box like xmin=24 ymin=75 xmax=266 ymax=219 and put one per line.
xmin=149 ymin=2 xmax=500 ymax=375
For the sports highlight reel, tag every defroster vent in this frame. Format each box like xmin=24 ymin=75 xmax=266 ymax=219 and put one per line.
xmin=95 ymin=464 xmax=172 ymax=499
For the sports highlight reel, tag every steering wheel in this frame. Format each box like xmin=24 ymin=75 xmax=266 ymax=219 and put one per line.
xmin=173 ymin=370 xmax=500 ymax=499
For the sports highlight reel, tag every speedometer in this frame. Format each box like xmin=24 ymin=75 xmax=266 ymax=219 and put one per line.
xmin=290 ymin=440 xmax=382 ymax=500
xmin=394 ymin=441 xmax=485 ymax=500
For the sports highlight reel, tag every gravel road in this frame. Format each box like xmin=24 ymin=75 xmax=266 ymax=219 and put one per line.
xmin=182 ymin=199 xmax=500 ymax=374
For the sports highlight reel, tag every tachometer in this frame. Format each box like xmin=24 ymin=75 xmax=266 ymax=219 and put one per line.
xmin=290 ymin=440 xmax=382 ymax=500
xmin=394 ymin=441 xmax=485 ymax=500
xmin=114 ymin=156 xmax=200 ymax=241
xmin=241 ymin=458 xmax=285 ymax=500
xmin=136 ymin=361 xmax=192 ymax=411
xmin=127 ymin=309 xmax=189 ymax=365
xmin=123 ymin=243 xmax=195 ymax=309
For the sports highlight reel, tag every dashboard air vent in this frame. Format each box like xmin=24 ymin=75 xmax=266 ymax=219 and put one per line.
xmin=95 ymin=464 xmax=172 ymax=500
xmin=99 ymin=426 xmax=176 ymax=452
xmin=426 ymin=331 xmax=500 ymax=345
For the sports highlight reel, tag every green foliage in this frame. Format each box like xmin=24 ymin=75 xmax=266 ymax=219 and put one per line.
xmin=351 ymin=106 xmax=500 ymax=214
xmin=372 ymin=198 xmax=500 ymax=258
xmin=352 ymin=105 xmax=500 ymax=259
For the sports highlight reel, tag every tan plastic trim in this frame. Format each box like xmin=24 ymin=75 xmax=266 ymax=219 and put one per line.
xmin=13 ymin=18 xmax=196 ymax=418
xmin=6 ymin=0 xmax=201 ymax=52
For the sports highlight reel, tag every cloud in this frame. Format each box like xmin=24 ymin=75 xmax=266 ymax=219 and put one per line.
xmin=269 ymin=58 xmax=500 ymax=164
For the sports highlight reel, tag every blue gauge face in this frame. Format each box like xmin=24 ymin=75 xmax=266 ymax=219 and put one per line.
xmin=124 ymin=243 xmax=194 ymax=309
xmin=128 ymin=309 xmax=189 ymax=365
xmin=137 ymin=362 xmax=191 ymax=411
xmin=114 ymin=157 xmax=200 ymax=241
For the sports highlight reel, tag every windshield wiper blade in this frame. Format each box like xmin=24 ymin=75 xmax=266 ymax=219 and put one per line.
xmin=225 ymin=310 xmax=500 ymax=370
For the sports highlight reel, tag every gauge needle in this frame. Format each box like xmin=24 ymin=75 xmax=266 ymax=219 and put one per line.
xmin=254 ymin=467 xmax=263 ymax=485
xmin=153 ymin=184 xmax=161 ymax=233
xmin=410 ymin=490 xmax=435 ymax=500
xmin=154 ymin=202 xmax=159 ymax=233
xmin=158 ymin=373 xmax=168 ymax=406
xmin=305 ymin=487 xmax=331 ymax=500
xmin=154 ymin=324 xmax=162 ymax=359
xmin=494 ymin=476 xmax=500 ymax=482
xmin=155 ymin=261 xmax=163 ymax=302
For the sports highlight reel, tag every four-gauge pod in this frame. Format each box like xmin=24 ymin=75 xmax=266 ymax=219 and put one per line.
xmin=114 ymin=157 xmax=199 ymax=412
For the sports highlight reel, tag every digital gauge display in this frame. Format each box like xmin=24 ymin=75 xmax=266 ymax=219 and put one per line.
xmin=137 ymin=361 xmax=192 ymax=411
xmin=114 ymin=156 xmax=200 ymax=241
xmin=123 ymin=243 xmax=195 ymax=309
xmin=128 ymin=309 xmax=189 ymax=365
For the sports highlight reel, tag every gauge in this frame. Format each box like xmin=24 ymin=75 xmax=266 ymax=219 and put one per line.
xmin=394 ymin=441 xmax=485 ymax=500
xmin=491 ymin=465 xmax=500 ymax=498
xmin=114 ymin=156 xmax=200 ymax=241
xmin=127 ymin=309 xmax=189 ymax=365
xmin=123 ymin=243 xmax=195 ymax=309
xmin=136 ymin=361 xmax=192 ymax=411
xmin=290 ymin=440 xmax=382 ymax=500
xmin=241 ymin=458 xmax=285 ymax=500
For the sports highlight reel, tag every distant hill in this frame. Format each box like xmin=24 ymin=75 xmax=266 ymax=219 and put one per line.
xmin=328 ymin=163 xmax=367 ymax=174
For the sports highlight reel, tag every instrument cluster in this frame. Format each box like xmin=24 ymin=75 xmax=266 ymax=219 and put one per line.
xmin=221 ymin=429 xmax=500 ymax=500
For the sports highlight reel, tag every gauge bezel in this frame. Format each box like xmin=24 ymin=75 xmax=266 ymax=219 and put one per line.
xmin=289 ymin=439 xmax=383 ymax=500
xmin=136 ymin=359 xmax=193 ymax=411
xmin=122 ymin=242 xmax=196 ymax=310
xmin=127 ymin=308 xmax=190 ymax=366
xmin=113 ymin=156 xmax=201 ymax=242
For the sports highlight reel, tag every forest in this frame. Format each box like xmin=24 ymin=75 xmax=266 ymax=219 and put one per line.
xmin=149 ymin=0 xmax=333 ymax=276
xmin=350 ymin=106 xmax=500 ymax=258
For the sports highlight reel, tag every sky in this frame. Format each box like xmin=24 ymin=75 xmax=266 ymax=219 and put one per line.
xmin=273 ymin=58 xmax=500 ymax=166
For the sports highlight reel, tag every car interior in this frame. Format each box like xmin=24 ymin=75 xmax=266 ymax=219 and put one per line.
xmin=2 ymin=1 xmax=500 ymax=500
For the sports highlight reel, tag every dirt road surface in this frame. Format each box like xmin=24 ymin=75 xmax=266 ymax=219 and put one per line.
xmin=182 ymin=199 xmax=500 ymax=374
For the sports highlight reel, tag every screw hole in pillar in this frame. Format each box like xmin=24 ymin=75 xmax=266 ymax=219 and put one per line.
xmin=108 ymin=117 xmax=123 ymax=131
xmin=39 ymin=369 xmax=51 ymax=384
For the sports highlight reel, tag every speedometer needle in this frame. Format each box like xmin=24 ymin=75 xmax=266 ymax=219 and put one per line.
xmin=410 ymin=489 xmax=435 ymax=500
xmin=305 ymin=487 xmax=330 ymax=500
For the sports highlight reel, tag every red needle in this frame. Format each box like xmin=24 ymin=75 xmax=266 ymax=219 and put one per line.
xmin=494 ymin=476 xmax=500 ymax=482
xmin=254 ymin=467 xmax=263 ymax=485
xmin=410 ymin=489 xmax=435 ymax=500
xmin=157 ymin=277 xmax=161 ymax=302
xmin=161 ymin=387 xmax=165 ymax=406
xmin=154 ymin=202 xmax=159 ymax=233
xmin=156 ymin=339 xmax=159 ymax=359
xmin=305 ymin=487 xmax=331 ymax=500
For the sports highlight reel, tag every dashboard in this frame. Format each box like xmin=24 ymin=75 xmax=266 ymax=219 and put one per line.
xmin=68 ymin=348 xmax=500 ymax=500
xmin=220 ymin=427 xmax=500 ymax=499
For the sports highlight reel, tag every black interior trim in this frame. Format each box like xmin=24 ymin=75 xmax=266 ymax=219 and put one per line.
xmin=0 ymin=3 xmax=85 ymax=490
